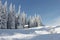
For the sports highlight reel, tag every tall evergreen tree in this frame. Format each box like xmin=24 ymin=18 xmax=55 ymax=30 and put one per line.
xmin=7 ymin=3 xmax=15 ymax=29
xmin=20 ymin=11 xmax=27 ymax=28
xmin=0 ymin=0 xmax=3 ymax=29
xmin=16 ymin=5 xmax=23 ymax=29
xmin=2 ymin=1 xmax=8 ymax=29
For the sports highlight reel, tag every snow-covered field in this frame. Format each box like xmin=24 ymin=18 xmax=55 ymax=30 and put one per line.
xmin=0 ymin=26 xmax=60 ymax=40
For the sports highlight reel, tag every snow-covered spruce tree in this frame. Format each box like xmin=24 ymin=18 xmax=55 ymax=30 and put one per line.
xmin=28 ymin=16 xmax=35 ymax=28
xmin=7 ymin=3 xmax=15 ymax=29
xmin=28 ymin=16 xmax=32 ymax=28
xmin=0 ymin=0 xmax=3 ymax=29
xmin=31 ymin=16 xmax=35 ymax=27
xmin=34 ymin=14 xmax=44 ymax=27
xmin=15 ymin=14 xmax=19 ymax=29
xmin=20 ymin=11 xmax=27 ymax=28
xmin=15 ymin=5 xmax=27 ymax=29
xmin=34 ymin=14 xmax=41 ymax=27
xmin=3 ymin=1 xmax=8 ymax=29
xmin=16 ymin=5 xmax=23 ymax=29
xmin=0 ymin=1 xmax=8 ymax=29
xmin=13 ymin=5 xmax=16 ymax=28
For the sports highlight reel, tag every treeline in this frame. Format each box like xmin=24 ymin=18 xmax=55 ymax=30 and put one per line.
xmin=0 ymin=0 xmax=44 ymax=29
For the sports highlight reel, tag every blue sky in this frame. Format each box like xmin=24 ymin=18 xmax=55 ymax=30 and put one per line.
xmin=1 ymin=0 xmax=60 ymax=26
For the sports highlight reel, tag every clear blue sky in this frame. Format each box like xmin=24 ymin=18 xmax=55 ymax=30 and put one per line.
xmin=1 ymin=0 xmax=60 ymax=26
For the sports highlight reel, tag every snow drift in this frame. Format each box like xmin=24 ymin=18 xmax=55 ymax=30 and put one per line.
xmin=0 ymin=26 xmax=60 ymax=40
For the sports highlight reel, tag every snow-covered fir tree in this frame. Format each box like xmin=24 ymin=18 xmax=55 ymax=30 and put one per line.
xmin=34 ymin=14 xmax=42 ymax=27
xmin=21 ymin=11 xmax=27 ymax=28
xmin=2 ymin=1 xmax=8 ymax=29
xmin=7 ymin=3 xmax=15 ymax=29
xmin=0 ymin=0 xmax=3 ymax=28
xmin=28 ymin=16 xmax=33 ymax=28
xmin=16 ymin=5 xmax=24 ymax=29
xmin=0 ymin=1 xmax=8 ymax=29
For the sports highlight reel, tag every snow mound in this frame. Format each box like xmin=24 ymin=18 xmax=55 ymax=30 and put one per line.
xmin=0 ymin=26 xmax=60 ymax=40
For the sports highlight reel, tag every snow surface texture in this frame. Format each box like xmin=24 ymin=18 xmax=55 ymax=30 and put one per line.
xmin=0 ymin=26 xmax=60 ymax=40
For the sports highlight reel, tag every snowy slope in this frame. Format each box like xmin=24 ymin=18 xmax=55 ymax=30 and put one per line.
xmin=0 ymin=26 xmax=60 ymax=40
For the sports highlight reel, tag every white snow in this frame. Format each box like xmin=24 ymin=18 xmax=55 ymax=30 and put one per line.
xmin=24 ymin=25 xmax=28 ymax=28
xmin=0 ymin=26 xmax=60 ymax=40
xmin=55 ymin=27 xmax=60 ymax=33
xmin=35 ymin=31 xmax=50 ymax=34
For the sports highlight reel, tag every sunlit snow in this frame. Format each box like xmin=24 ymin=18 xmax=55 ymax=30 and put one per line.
xmin=0 ymin=26 xmax=60 ymax=40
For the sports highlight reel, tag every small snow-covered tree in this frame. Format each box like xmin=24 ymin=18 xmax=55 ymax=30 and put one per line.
xmin=28 ymin=16 xmax=32 ymax=28
xmin=20 ymin=11 xmax=27 ymax=28
xmin=33 ymin=14 xmax=43 ymax=27
xmin=28 ymin=16 xmax=35 ymax=28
